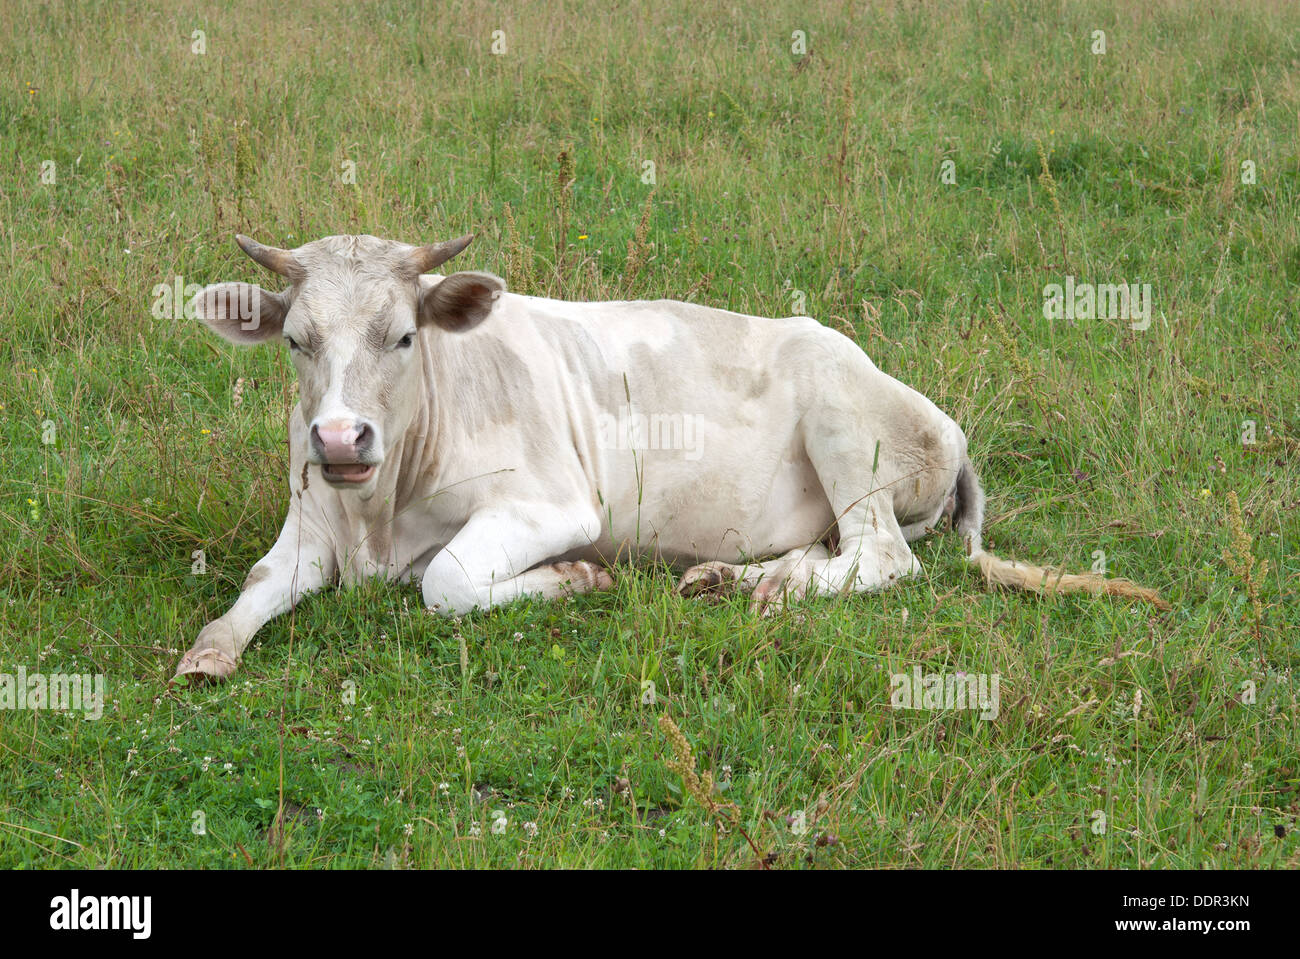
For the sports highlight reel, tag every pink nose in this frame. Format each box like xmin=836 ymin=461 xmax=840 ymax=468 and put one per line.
xmin=311 ymin=421 xmax=370 ymax=462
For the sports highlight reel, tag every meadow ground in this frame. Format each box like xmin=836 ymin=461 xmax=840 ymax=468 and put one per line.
xmin=0 ymin=0 xmax=1297 ymax=868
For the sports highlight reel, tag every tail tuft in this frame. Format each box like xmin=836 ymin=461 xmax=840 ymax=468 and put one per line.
xmin=973 ymin=551 xmax=1171 ymax=611
xmin=954 ymin=456 xmax=1170 ymax=611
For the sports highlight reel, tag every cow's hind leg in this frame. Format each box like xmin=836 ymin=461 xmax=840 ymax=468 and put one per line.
xmin=756 ymin=402 xmax=928 ymax=613
xmin=676 ymin=560 xmax=764 ymax=598
xmin=747 ymin=543 xmax=834 ymax=614
xmin=751 ymin=501 xmax=919 ymax=614
xmin=677 ymin=544 xmax=830 ymax=602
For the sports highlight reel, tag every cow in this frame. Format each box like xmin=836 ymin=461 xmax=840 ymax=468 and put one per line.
xmin=173 ymin=232 xmax=1167 ymax=682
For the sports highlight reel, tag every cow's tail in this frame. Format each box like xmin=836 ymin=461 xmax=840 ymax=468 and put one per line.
xmin=952 ymin=456 xmax=1170 ymax=611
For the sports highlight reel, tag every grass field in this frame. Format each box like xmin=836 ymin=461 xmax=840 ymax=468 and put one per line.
xmin=1 ymin=0 xmax=1297 ymax=869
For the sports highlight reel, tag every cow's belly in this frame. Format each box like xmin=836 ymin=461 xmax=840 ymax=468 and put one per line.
xmin=593 ymin=432 xmax=835 ymax=568
xmin=742 ymin=448 xmax=836 ymax=558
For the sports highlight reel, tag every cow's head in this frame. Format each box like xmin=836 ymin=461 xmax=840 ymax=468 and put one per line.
xmin=191 ymin=233 xmax=504 ymax=495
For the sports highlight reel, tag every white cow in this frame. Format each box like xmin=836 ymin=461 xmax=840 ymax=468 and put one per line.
xmin=173 ymin=233 xmax=1166 ymax=682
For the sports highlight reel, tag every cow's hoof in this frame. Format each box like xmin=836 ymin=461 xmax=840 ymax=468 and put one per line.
xmin=171 ymin=647 xmax=238 ymax=685
xmin=554 ymin=561 xmax=614 ymax=594
xmin=677 ymin=562 xmax=736 ymax=598
xmin=749 ymin=578 xmax=790 ymax=617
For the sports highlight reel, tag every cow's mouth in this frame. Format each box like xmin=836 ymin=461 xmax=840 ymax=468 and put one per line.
xmin=321 ymin=462 xmax=377 ymax=484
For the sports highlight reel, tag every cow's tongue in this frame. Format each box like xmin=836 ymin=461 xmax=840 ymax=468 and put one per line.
xmin=326 ymin=463 xmax=370 ymax=477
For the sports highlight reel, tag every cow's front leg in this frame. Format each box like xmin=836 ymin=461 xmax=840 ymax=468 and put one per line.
xmin=173 ymin=514 xmax=336 ymax=683
xmin=422 ymin=504 xmax=608 ymax=615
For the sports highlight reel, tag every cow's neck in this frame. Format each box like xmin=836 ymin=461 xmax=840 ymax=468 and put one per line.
xmin=328 ymin=336 xmax=441 ymax=578
xmin=394 ymin=330 xmax=443 ymax=509
xmin=328 ymin=321 xmax=516 ymax=576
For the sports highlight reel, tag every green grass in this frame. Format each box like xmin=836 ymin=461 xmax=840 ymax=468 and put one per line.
xmin=1 ymin=0 xmax=1297 ymax=868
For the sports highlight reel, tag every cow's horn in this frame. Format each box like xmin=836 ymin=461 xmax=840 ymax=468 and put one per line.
xmin=406 ymin=234 xmax=474 ymax=275
xmin=235 ymin=234 xmax=304 ymax=282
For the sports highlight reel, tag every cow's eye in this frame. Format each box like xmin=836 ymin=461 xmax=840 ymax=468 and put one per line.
xmin=396 ymin=332 xmax=415 ymax=349
xmin=285 ymin=335 xmax=302 ymax=352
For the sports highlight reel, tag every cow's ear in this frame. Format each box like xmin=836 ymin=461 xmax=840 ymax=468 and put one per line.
xmin=418 ymin=271 xmax=505 ymax=333
xmin=190 ymin=283 xmax=289 ymax=345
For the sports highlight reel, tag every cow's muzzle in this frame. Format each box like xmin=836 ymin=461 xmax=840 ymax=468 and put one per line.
xmin=310 ymin=418 xmax=380 ymax=485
